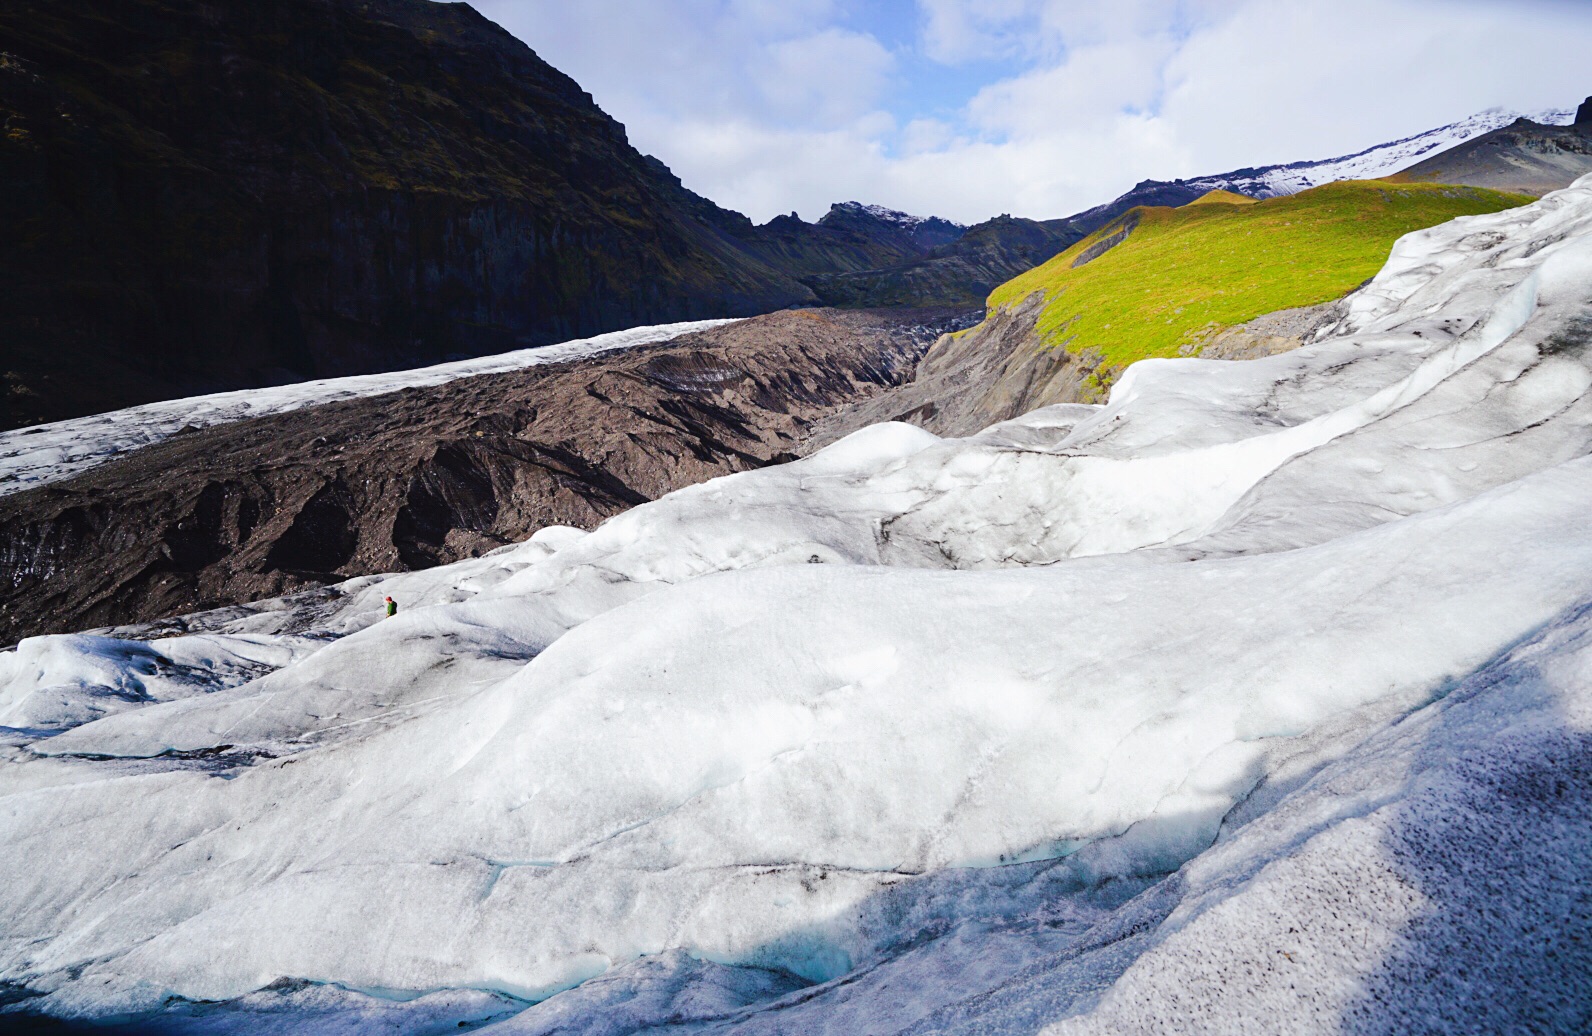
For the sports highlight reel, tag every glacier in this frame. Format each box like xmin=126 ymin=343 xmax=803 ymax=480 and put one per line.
xmin=3 ymin=176 xmax=1592 ymax=1033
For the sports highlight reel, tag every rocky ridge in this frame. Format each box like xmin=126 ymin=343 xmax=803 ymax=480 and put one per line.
xmin=1065 ymin=104 xmax=1576 ymax=236
xmin=1389 ymin=99 xmax=1592 ymax=196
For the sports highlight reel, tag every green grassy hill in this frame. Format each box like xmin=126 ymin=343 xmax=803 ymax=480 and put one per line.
xmin=986 ymin=180 xmax=1532 ymax=392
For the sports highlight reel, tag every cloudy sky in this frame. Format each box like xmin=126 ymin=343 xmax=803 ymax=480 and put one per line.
xmin=473 ymin=0 xmax=1592 ymax=225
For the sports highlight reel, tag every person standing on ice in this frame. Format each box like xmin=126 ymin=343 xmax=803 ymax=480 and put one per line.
xmin=384 ymin=596 xmax=397 ymax=618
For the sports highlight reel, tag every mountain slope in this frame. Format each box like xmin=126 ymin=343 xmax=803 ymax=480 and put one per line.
xmin=732 ymin=202 xmax=949 ymax=279
xmin=992 ymin=181 xmax=1531 ymax=369
xmin=803 ymin=214 xmax=1083 ymax=308
xmin=1388 ymin=102 xmax=1592 ymax=196
xmin=0 ymin=0 xmax=818 ymax=430
xmin=2 ymin=174 xmax=1591 ymax=1034
xmin=824 ymin=180 xmax=1531 ymax=438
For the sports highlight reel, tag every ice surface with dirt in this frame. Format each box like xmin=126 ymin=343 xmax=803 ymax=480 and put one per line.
xmin=0 ymin=319 xmax=737 ymax=495
xmin=3 ymin=178 xmax=1592 ymax=1033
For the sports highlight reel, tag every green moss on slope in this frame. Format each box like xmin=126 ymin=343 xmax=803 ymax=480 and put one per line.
xmin=988 ymin=181 xmax=1533 ymax=377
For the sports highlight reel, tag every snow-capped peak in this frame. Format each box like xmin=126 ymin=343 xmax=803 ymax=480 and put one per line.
xmin=829 ymin=200 xmax=966 ymax=230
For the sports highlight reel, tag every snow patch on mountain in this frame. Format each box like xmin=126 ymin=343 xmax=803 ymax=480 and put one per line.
xmin=828 ymin=201 xmax=967 ymax=231
xmin=3 ymin=178 xmax=1592 ymax=1032
xmin=846 ymin=199 xmax=967 ymax=230
xmin=0 ymin=319 xmax=737 ymax=496
xmin=1196 ymin=106 xmax=1575 ymax=198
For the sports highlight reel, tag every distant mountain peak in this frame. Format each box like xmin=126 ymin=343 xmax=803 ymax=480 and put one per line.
xmin=812 ymin=201 xmax=969 ymax=253
xmin=825 ymin=201 xmax=966 ymax=231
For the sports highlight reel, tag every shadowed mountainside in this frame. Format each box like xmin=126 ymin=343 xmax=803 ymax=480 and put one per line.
xmin=803 ymin=214 xmax=1082 ymax=308
xmin=0 ymin=0 xmax=835 ymax=431
xmin=739 ymin=202 xmax=963 ymax=279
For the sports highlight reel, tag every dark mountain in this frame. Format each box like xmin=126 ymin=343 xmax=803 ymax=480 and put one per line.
xmin=732 ymin=202 xmax=1080 ymax=309
xmin=0 ymin=0 xmax=1108 ymax=432
xmin=820 ymin=202 xmax=966 ymax=251
xmin=733 ymin=203 xmax=939 ymax=279
xmin=1388 ymin=101 xmax=1592 ymax=196
xmin=804 ymin=215 xmax=1082 ymax=308
xmin=0 ymin=0 xmax=821 ymax=430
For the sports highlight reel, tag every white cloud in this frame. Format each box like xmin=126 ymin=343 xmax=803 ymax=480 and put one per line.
xmin=472 ymin=0 xmax=1592 ymax=225
xmin=902 ymin=117 xmax=957 ymax=154
xmin=1156 ymin=0 xmax=1592 ymax=169
xmin=758 ymin=29 xmax=895 ymax=124
xmin=918 ymin=0 xmax=1040 ymax=64
xmin=964 ymin=35 xmax=1179 ymax=136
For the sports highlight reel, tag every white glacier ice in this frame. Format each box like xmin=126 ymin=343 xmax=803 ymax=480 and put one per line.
xmin=3 ymin=177 xmax=1592 ymax=1033
xmin=0 ymin=319 xmax=738 ymax=495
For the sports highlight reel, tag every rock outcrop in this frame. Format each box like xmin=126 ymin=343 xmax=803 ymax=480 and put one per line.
xmin=1194 ymin=299 xmax=1347 ymax=360
xmin=808 ymin=293 xmax=1065 ymax=441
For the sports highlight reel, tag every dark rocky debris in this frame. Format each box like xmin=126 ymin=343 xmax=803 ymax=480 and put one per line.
xmin=0 ymin=308 xmax=973 ymax=644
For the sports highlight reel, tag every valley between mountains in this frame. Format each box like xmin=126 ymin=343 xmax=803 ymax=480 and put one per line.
xmin=3 ymin=2 xmax=1592 ymax=1034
